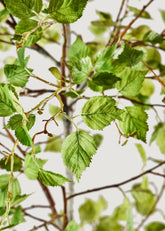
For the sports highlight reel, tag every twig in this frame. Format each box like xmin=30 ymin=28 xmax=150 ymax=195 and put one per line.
xmin=150 ymin=171 xmax=165 ymax=178
xmin=120 ymin=0 xmax=155 ymax=39
xmin=142 ymin=60 xmax=165 ymax=87
xmin=67 ymin=161 xmax=165 ymax=200
xmin=61 ymin=186 xmax=68 ymax=229
xmin=24 ymin=211 xmax=46 ymax=223
xmin=23 ymin=205 xmax=50 ymax=211
xmin=20 ymin=88 xmax=55 ymax=97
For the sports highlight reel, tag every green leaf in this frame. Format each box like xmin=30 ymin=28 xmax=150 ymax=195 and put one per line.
xmin=95 ymin=216 xmax=123 ymax=231
xmin=126 ymin=204 xmax=133 ymax=231
xmin=49 ymin=105 xmax=63 ymax=120
xmin=28 ymin=145 xmax=41 ymax=155
xmin=4 ymin=0 xmax=35 ymax=19
xmin=95 ymin=44 xmax=117 ymax=71
xmin=93 ymin=134 xmax=103 ymax=148
xmin=116 ymin=43 xmax=144 ymax=67
xmin=0 ymin=156 xmax=22 ymax=172
xmin=11 ymin=194 xmax=30 ymax=207
xmin=49 ymin=67 xmax=61 ymax=80
xmin=24 ymin=28 xmax=43 ymax=47
xmin=15 ymin=19 xmax=38 ymax=34
xmin=11 ymin=206 xmax=25 ymax=225
xmin=92 ymin=72 xmax=120 ymax=90
xmin=156 ymin=125 xmax=165 ymax=154
xmin=69 ymin=56 xmax=93 ymax=84
xmin=131 ymin=184 xmax=155 ymax=215
xmin=143 ymin=31 xmax=164 ymax=44
xmin=5 ymin=0 xmax=42 ymax=19
xmin=64 ymin=220 xmax=79 ymax=231
xmin=140 ymin=79 xmax=155 ymax=97
xmin=0 ymin=84 xmax=16 ymax=117
xmin=47 ymin=0 xmax=88 ymax=23
xmin=160 ymin=10 xmax=165 ymax=23
xmin=0 ymin=175 xmax=21 ymax=207
xmin=26 ymin=114 xmax=36 ymax=130
xmin=61 ymin=131 xmax=97 ymax=181
xmin=81 ymin=96 xmax=123 ymax=130
xmin=135 ymin=144 xmax=146 ymax=165
xmin=68 ymin=37 xmax=90 ymax=61
xmin=112 ymin=198 xmax=130 ymax=221
xmin=63 ymin=90 xmax=84 ymax=98
xmin=119 ymin=106 xmax=148 ymax=142
xmin=24 ymin=154 xmax=47 ymax=180
xmin=15 ymin=126 xmax=32 ymax=146
xmin=128 ymin=6 xmax=151 ymax=19
xmin=38 ymin=169 xmax=70 ymax=186
xmin=4 ymin=114 xmax=23 ymax=130
xmin=145 ymin=222 xmax=165 ymax=231
xmin=4 ymin=64 xmax=29 ymax=87
xmin=79 ymin=196 xmax=107 ymax=224
xmin=150 ymin=123 xmax=163 ymax=144
xmin=45 ymin=136 xmax=63 ymax=153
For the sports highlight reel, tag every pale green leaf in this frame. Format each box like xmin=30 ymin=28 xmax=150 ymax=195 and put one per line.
xmin=38 ymin=169 xmax=70 ymax=186
xmin=61 ymin=131 xmax=97 ymax=181
xmin=47 ymin=0 xmax=88 ymax=23
xmin=81 ymin=96 xmax=123 ymax=130
xmin=0 ymin=84 xmax=16 ymax=117
xmin=126 ymin=204 xmax=133 ymax=231
xmin=4 ymin=114 xmax=23 ymax=130
xmin=145 ymin=222 xmax=165 ymax=231
xmin=112 ymin=198 xmax=130 ymax=221
xmin=156 ymin=126 xmax=165 ymax=154
xmin=116 ymin=43 xmax=144 ymax=67
xmin=0 ymin=156 xmax=22 ymax=172
xmin=15 ymin=19 xmax=38 ymax=34
xmin=11 ymin=194 xmax=30 ymax=207
xmin=160 ymin=10 xmax=165 ymax=23
xmin=24 ymin=28 xmax=43 ymax=47
xmin=116 ymin=69 xmax=146 ymax=97
xmin=131 ymin=184 xmax=155 ymax=215
xmin=4 ymin=64 xmax=29 ymax=87
xmin=119 ymin=106 xmax=148 ymax=142
xmin=140 ymin=79 xmax=155 ymax=97
xmin=28 ymin=145 xmax=41 ymax=155
xmin=95 ymin=216 xmax=123 ymax=231
xmin=63 ymin=90 xmax=85 ymax=98
xmin=24 ymin=154 xmax=47 ymax=180
xmin=15 ymin=126 xmax=32 ymax=146
xmin=79 ymin=196 xmax=107 ymax=224
xmin=143 ymin=31 xmax=164 ymax=44
xmin=128 ymin=6 xmax=151 ymax=19
xmin=45 ymin=136 xmax=63 ymax=152
xmin=92 ymin=72 xmax=120 ymax=90
xmin=150 ymin=123 xmax=163 ymax=145
xmin=11 ymin=206 xmax=25 ymax=225
xmin=49 ymin=105 xmax=63 ymax=120
xmin=0 ymin=27 xmax=12 ymax=51
xmin=135 ymin=144 xmax=146 ymax=165
xmin=64 ymin=220 xmax=79 ymax=231
xmin=49 ymin=67 xmax=61 ymax=80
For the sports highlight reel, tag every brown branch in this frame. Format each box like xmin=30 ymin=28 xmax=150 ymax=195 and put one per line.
xmin=120 ymin=0 xmax=155 ymax=39
xmin=20 ymin=88 xmax=55 ymax=97
xmin=24 ymin=211 xmax=46 ymax=223
xmin=142 ymin=60 xmax=165 ymax=87
xmin=23 ymin=205 xmax=50 ymax=211
xmin=61 ymin=186 xmax=68 ymax=229
xmin=150 ymin=171 xmax=165 ymax=178
xmin=67 ymin=161 xmax=165 ymax=200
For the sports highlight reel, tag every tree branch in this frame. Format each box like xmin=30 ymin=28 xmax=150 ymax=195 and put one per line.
xmin=67 ymin=161 xmax=165 ymax=200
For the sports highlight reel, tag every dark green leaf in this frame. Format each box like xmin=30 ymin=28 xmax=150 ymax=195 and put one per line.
xmin=4 ymin=0 xmax=35 ymax=18
xmin=92 ymin=72 xmax=120 ymax=90
xmin=47 ymin=0 xmax=88 ymax=23
xmin=143 ymin=31 xmax=164 ymax=44
xmin=4 ymin=64 xmax=29 ymax=87
xmin=0 ymin=156 xmax=22 ymax=172
xmin=0 ymin=8 xmax=9 ymax=22
xmin=15 ymin=126 xmax=32 ymax=146
xmin=24 ymin=28 xmax=43 ymax=47
xmin=61 ymin=131 xmax=97 ymax=181
xmin=95 ymin=216 xmax=123 ymax=231
xmin=4 ymin=114 xmax=23 ymax=130
xmin=116 ymin=43 xmax=144 ymax=67
xmin=64 ymin=90 xmax=84 ymax=98
xmin=93 ymin=134 xmax=103 ymax=148
xmin=26 ymin=114 xmax=36 ymax=130
xmin=64 ymin=220 xmax=79 ymax=231
xmin=49 ymin=66 xmax=61 ymax=80
xmin=145 ymin=222 xmax=165 ymax=231
xmin=15 ymin=19 xmax=38 ymax=34
xmin=119 ymin=106 xmax=148 ymax=142
xmin=38 ymin=169 xmax=70 ymax=186
xmin=11 ymin=206 xmax=25 ymax=225
xmin=81 ymin=96 xmax=123 ymax=130
xmin=0 ymin=84 xmax=16 ymax=116
xmin=45 ymin=136 xmax=63 ymax=153
xmin=24 ymin=154 xmax=47 ymax=180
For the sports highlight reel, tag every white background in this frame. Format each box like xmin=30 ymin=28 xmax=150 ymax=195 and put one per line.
xmin=0 ymin=0 xmax=165 ymax=230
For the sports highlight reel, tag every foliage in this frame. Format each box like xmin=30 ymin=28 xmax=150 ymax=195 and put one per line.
xmin=0 ymin=0 xmax=165 ymax=230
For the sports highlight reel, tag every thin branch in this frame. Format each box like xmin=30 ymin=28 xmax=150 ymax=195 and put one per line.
xmin=20 ymin=88 xmax=55 ymax=97
xmin=61 ymin=186 xmax=68 ymax=229
xmin=150 ymin=171 xmax=165 ymax=178
xmin=23 ymin=205 xmax=50 ymax=211
xmin=24 ymin=211 xmax=46 ymax=223
xmin=67 ymin=161 xmax=165 ymax=200
xmin=120 ymin=0 xmax=155 ymax=39
xmin=142 ymin=60 xmax=165 ymax=88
